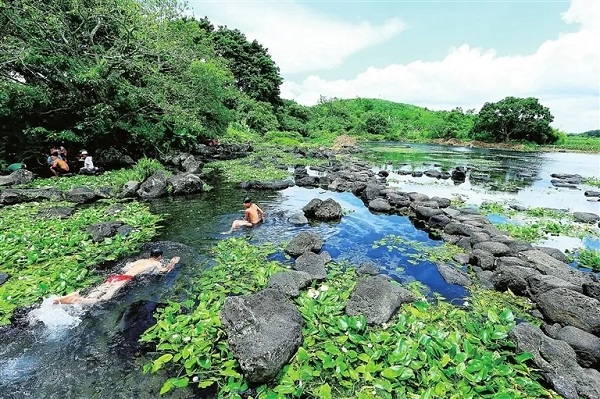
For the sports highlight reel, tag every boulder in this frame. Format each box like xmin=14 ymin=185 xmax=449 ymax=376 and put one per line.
xmin=431 ymin=196 xmax=451 ymax=208
xmin=456 ymin=237 xmax=472 ymax=251
xmin=288 ymin=213 xmax=309 ymax=226
xmin=240 ymin=179 xmax=295 ymax=190
xmin=492 ymin=264 xmax=539 ymax=295
xmin=0 ymin=169 xmax=34 ymax=186
xmin=424 ymin=169 xmax=441 ymax=179
xmin=362 ymin=181 xmax=386 ymax=202
xmin=428 ymin=214 xmax=451 ymax=228
xmin=444 ymin=222 xmax=474 ymax=236
xmin=168 ymin=173 xmax=204 ymax=195
xmin=573 ymin=212 xmax=600 ymax=224
xmin=65 ymin=186 xmax=99 ymax=204
xmin=120 ymin=181 xmax=140 ymax=198
xmin=268 ymin=271 xmax=313 ymax=297
xmin=386 ymin=192 xmax=411 ymax=208
xmin=346 ymin=275 xmax=416 ymax=325
xmin=555 ymin=326 xmax=600 ymax=368
xmin=86 ymin=221 xmax=123 ymax=242
xmin=451 ymin=167 xmax=467 ymax=182
xmin=37 ymin=206 xmax=74 ymax=219
xmin=584 ymin=190 xmax=600 ymax=198
xmin=469 ymin=232 xmax=491 ymax=245
xmin=293 ymin=252 xmax=327 ymax=280
xmin=284 ymin=232 xmax=324 ymax=258
xmin=453 ymin=253 xmax=470 ymax=265
xmin=535 ymin=246 xmax=570 ymax=264
xmin=528 ymin=274 xmax=582 ymax=297
xmin=472 ymin=241 xmax=511 ymax=256
xmin=435 ymin=263 xmax=472 ymax=286
xmin=583 ymin=282 xmax=600 ymax=301
xmin=414 ymin=206 xmax=443 ymax=220
xmin=368 ymin=198 xmax=392 ymax=213
xmin=181 ymin=155 xmax=202 ymax=174
xmin=0 ymin=273 xmax=8 ymax=286
xmin=220 ymin=289 xmax=303 ymax=384
xmin=509 ymin=323 xmax=600 ymax=399
xmin=537 ymin=288 xmax=600 ymax=334
xmin=520 ymin=250 xmax=590 ymax=288
xmin=137 ymin=171 xmax=169 ymax=199
xmin=506 ymin=240 xmax=534 ymax=253
xmin=302 ymin=198 xmax=342 ymax=221
xmin=469 ymin=249 xmax=496 ymax=270
xmin=407 ymin=192 xmax=429 ymax=202
xmin=356 ymin=263 xmax=380 ymax=276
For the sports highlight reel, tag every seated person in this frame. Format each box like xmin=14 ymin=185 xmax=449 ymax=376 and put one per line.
xmin=222 ymin=197 xmax=265 ymax=234
xmin=53 ymin=249 xmax=180 ymax=305
xmin=78 ymin=150 xmax=101 ymax=174
xmin=49 ymin=151 xmax=69 ymax=176
xmin=47 ymin=147 xmax=64 ymax=166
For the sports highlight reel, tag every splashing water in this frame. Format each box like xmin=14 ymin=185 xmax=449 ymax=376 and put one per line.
xmin=27 ymin=297 xmax=85 ymax=331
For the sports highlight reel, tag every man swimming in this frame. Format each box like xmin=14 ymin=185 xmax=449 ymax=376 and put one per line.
xmin=53 ymin=249 xmax=180 ymax=305
xmin=222 ymin=197 xmax=265 ymax=234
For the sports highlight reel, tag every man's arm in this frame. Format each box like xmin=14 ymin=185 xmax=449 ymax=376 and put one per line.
xmin=158 ymin=256 xmax=180 ymax=272
xmin=257 ymin=206 xmax=265 ymax=221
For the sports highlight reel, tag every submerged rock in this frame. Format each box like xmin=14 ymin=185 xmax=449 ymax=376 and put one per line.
xmin=284 ymin=232 xmax=324 ymax=258
xmin=302 ymin=198 xmax=342 ymax=221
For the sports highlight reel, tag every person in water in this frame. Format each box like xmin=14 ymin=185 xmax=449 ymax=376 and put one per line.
xmin=53 ymin=249 xmax=180 ymax=305
xmin=222 ymin=197 xmax=265 ymax=234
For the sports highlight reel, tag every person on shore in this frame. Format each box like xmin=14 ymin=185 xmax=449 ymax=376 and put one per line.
xmin=47 ymin=146 xmax=64 ymax=166
xmin=222 ymin=197 xmax=265 ymax=234
xmin=53 ymin=249 xmax=180 ymax=305
xmin=49 ymin=151 xmax=69 ymax=176
xmin=78 ymin=150 xmax=101 ymax=175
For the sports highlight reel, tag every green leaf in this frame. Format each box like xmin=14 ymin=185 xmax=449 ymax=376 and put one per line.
xmin=316 ymin=383 xmax=332 ymax=399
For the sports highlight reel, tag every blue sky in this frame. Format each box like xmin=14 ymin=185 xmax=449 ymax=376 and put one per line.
xmin=190 ymin=0 xmax=599 ymax=132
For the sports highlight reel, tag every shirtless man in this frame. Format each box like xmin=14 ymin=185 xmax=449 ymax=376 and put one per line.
xmin=53 ymin=249 xmax=180 ymax=305
xmin=222 ymin=197 xmax=265 ymax=234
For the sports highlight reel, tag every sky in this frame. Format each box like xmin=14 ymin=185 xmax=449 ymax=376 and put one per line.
xmin=189 ymin=0 xmax=600 ymax=133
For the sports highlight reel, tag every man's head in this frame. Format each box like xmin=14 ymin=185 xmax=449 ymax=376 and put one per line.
xmin=150 ymin=248 xmax=163 ymax=259
xmin=243 ymin=197 xmax=252 ymax=208
xmin=51 ymin=151 xmax=59 ymax=158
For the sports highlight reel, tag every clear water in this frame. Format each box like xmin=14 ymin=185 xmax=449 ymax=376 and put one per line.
xmin=1 ymin=143 xmax=598 ymax=398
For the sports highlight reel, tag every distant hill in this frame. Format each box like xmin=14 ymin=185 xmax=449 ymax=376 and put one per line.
xmin=571 ymin=130 xmax=600 ymax=137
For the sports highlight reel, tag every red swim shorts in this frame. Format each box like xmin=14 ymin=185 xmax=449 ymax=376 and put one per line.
xmin=105 ymin=274 xmax=133 ymax=283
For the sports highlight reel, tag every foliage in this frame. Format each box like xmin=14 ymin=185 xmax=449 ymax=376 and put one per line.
xmin=362 ymin=111 xmax=392 ymax=135
xmin=142 ymin=239 xmax=558 ymax=398
xmin=575 ymin=248 xmax=600 ymax=271
xmin=0 ymin=0 xmax=234 ymax=162
xmin=472 ymin=97 xmax=556 ymax=144
xmin=584 ymin=177 xmax=600 ymax=188
xmin=468 ymin=286 xmax=538 ymax=325
xmin=373 ymin=235 xmax=464 ymax=265
xmin=275 ymin=99 xmax=311 ymax=136
xmin=0 ymin=200 xmax=160 ymax=325
xmin=264 ymin=131 xmax=304 ymax=147
xmin=232 ymin=95 xmax=280 ymax=135
xmin=203 ymin=154 xmax=290 ymax=184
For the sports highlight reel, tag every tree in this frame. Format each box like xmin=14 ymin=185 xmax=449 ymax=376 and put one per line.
xmin=363 ymin=111 xmax=391 ymax=135
xmin=0 ymin=0 xmax=234 ymax=162
xmin=198 ymin=20 xmax=283 ymax=106
xmin=473 ymin=97 xmax=555 ymax=144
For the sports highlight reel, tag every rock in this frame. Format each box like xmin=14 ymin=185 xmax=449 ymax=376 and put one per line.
xmin=583 ymin=282 xmax=600 ymax=301
xmin=495 ymin=256 xmax=529 ymax=269
xmin=509 ymin=323 xmax=600 ymax=399
xmin=424 ymin=169 xmax=441 ymax=179
xmin=431 ymin=196 xmax=451 ymax=208
xmin=346 ymin=275 xmax=416 ymax=325
xmin=555 ymin=326 xmax=600 ymax=368
xmin=65 ymin=186 xmax=99 ymax=204
xmin=472 ymin=241 xmax=511 ymax=256
xmin=117 ymin=225 xmax=134 ymax=237
xmin=0 ymin=273 xmax=8 ymax=286
xmin=181 ymin=155 xmax=202 ymax=174
xmin=284 ymin=232 xmax=324 ymax=258
xmin=268 ymin=271 xmax=313 ymax=297
xmin=444 ymin=222 xmax=474 ymax=236
xmin=386 ymin=192 xmax=411 ymax=208
xmin=428 ymin=214 xmax=451 ymax=228
xmin=456 ymin=237 xmax=472 ymax=251
xmin=453 ymin=253 xmax=470 ymax=265
xmin=509 ymin=203 xmax=529 ymax=211
xmin=86 ymin=221 xmax=123 ymax=242
xmin=319 ymin=251 xmax=332 ymax=264
xmin=551 ymin=180 xmax=578 ymax=189
xmin=414 ymin=206 xmax=443 ymax=220
xmin=368 ymin=198 xmax=392 ymax=212
xmin=436 ymin=263 xmax=472 ymax=286
xmin=407 ymin=192 xmax=429 ymax=202
xmin=356 ymin=263 xmax=380 ymax=276
xmin=293 ymin=252 xmax=327 ymax=280
xmin=443 ymin=207 xmax=461 ymax=218
xmin=240 ymin=179 xmax=295 ymax=190
xmin=573 ymin=212 xmax=600 ymax=224
xmin=507 ymin=240 xmax=534 ymax=253
xmin=377 ymin=170 xmax=389 ymax=177
xmin=137 ymin=171 xmax=169 ymax=199
xmin=520 ymin=250 xmax=590 ymax=288
xmin=168 ymin=173 xmax=204 ymax=195
xmin=220 ymin=289 xmax=303 ymax=384
xmin=95 ymin=147 xmax=135 ymax=167
xmin=469 ymin=249 xmax=496 ymax=270
xmin=451 ymin=167 xmax=467 ymax=182
xmin=120 ymin=181 xmax=140 ymax=198
xmin=537 ymin=288 xmax=600 ymax=334
xmin=362 ymin=181 xmax=386 ymax=202
xmin=528 ymin=274 xmax=582 ymax=297
xmin=0 ymin=169 xmax=34 ymax=186
xmin=470 ymin=232 xmax=491 ymax=245
xmin=288 ymin=213 xmax=309 ymax=226
xmin=535 ymin=246 xmax=570 ymax=264
xmin=492 ymin=264 xmax=539 ymax=295
xmin=37 ymin=206 xmax=74 ymax=219
xmin=105 ymin=203 xmax=126 ymax=216
xmin=584 ymin=190 xmax=600 ymax=198
xmin=411 ymin=171 xmax=423 ymax=177
xmin=302 ymin=198 xmax=342 ymax=221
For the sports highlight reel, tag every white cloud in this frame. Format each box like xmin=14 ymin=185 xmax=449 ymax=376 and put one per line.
xmin=188 ymin=0 xmax=405 ymax=74
xmin=281 ymin=0 xmax=600 ymax=132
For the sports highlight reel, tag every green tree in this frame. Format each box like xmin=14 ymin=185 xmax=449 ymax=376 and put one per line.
xmin=472 ymin=97 xmax=555 ymax=144
xmin=198 ymin=20 xmax=283 ymax=106
xmin=0 ymin=0 xmax=233 ymax=162
xmin=275 ymin=99 xmax=311 ymax=136
xmin=363 ymin=111 xmax=391 ymax=135
xmin=233 ymin=95 xmax=279 ymax=134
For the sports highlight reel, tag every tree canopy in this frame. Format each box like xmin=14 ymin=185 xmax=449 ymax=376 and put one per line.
xmin=472 ymin=97 xmax=556 ymax=144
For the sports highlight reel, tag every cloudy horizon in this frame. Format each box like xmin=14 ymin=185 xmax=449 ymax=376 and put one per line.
xmin=190 ymin=0 xmax=599 ymax=133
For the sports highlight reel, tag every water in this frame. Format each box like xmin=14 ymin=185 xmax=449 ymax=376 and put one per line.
xmin=1 ymin=143 xmax=598 ymax=398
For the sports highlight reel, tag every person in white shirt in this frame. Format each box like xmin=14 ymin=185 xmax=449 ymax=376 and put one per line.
xmin=79 ymin=150 xmax=100 ymax=174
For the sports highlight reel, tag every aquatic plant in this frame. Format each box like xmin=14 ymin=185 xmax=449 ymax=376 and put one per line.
xmin=142 ymin=238 xmax=558 ymax=398
xmin=372 ymin=235 xmax=464 ymax=264
xmin=0 ymin=201 xmax=160 ymax=325
xmin=584 ymin=177 xmax=600 ymax=188
xmin=575 ymin=248 xmax=600 ymax=271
